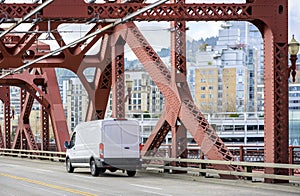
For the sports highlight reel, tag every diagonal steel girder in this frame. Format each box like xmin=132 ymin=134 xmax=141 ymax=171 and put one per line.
xmin=114 ymin=22 xmax=242 ymax=174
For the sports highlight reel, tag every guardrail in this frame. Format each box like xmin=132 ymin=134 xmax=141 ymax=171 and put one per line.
xmin=1 ymin=148 xmax=300 ymax=182
xmin=0 ymin=148 xmax=65 ymax=161
xmin=142 ymin=156 xmax=300 ymax=182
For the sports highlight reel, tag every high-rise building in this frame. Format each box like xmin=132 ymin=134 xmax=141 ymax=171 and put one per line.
xmin=66 ymin=77 xmax=88 ymax=131
xmin=124 ymin=68 xmax=164 ymax=115
xmin=194 ymin=48 xmax=219 ymax=113
xmin=225 ymin=21 xmax=263 ymax=112
xmin=194 ymin=22 xmax=250 ymax=113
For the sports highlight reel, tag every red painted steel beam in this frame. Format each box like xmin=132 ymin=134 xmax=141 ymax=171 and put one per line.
xmin=78 ymin=34 xmax=112 ymax=121
xmin=169 ymin=0 xmax=188 ymax=164
xmin=0 ymin=86 xmax=10 ymax=148
xmin=0 ymin=126 xmax=3 ymax=148
xmin=0 ymin=22 xmax=108 ymax=70
xmin=43 ymin=68 xmax=69 ymax=152
xmin=1 ymin=68 xmax=69 ymax=151
xmin=2 ymin=2 xmax=253 ymax=22
xmin=12 ymin=90 xmax=39 ymax=150
xmin=41 ymin=101 xmax=50 ymax=151
xmin=111 ymin=33 xmax=125 ymax=119
xmin=0 ymin=2 xmax=278 ymax=70
xmin=250 ymin=0 xmax=288 ymax=183
xmin=121 ymin=22 xmax=242 ymax=176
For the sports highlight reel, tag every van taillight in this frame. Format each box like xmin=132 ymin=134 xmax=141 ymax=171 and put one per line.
xmin=99 ymin=143 xmax=104 ymax=158
xmin=139 ymin=143 xmax=143 ymax=151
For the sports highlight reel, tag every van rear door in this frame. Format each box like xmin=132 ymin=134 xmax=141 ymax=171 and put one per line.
xmin=103 ymin=121 xmax=140 ymax=158
xmin=121 ymin=123 xmax=140 ymax=158
xmin=103 ymin=126 xmax=122 ymax=158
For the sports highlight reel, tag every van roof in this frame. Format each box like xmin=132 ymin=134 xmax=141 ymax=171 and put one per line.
xmin=74 ymin=118 xmax=139 ymax=131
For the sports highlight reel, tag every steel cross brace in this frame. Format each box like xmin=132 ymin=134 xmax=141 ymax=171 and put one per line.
xmin=114 ymin=22 xmax=242 ymax=174
xmin=12 ymin=90 xmax=38 ymax=150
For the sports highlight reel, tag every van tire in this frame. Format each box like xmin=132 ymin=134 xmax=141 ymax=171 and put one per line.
xmin=99 ymin=168 xmax=106 ymax=175
xmin=66 ymin=158 xmax=74 ymax=173
xmin=127 ymin=170 xmax=136 ymax=177
xmin=90 ymin=159 xmax=100 ymax=176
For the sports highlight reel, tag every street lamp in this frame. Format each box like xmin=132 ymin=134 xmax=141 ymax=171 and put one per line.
xmin=288 ymin=35 xmax=300 ymax=82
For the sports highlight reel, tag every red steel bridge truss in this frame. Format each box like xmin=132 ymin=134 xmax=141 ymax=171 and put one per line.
xmin=0 ymin=0 xmax=289 ymax=181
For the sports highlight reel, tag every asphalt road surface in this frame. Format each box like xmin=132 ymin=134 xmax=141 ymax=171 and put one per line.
xmin=1 ymin=156 xmax=300 ymax=196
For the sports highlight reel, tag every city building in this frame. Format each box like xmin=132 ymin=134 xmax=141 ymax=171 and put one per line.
xmin=194 ymin=48 xmax=219 ymax=113
xmin=194 ymin=22 xmax=250 ymax=113
xmin=124 ymin=68 xmax=164 ymax=116
xmin=66 ymin=77 xmax=89 ymax=131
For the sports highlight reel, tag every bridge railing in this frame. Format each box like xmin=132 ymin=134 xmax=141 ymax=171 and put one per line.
xmin=142 ymin=156 xmax=300 ymax=182
xmin=159 ymin=144 xmax=300 ymax=163
xmin=1 ymin=147 xmax=300 ymax=182
xmin=0 ymin=148 xmax=65 ymax=161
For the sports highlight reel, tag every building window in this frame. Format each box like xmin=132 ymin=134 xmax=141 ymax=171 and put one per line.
xmin=201 ymin=94 xmax=205 ymax=98
xmin=201 ymin=86 xmax=206 ymax=90
xmin=208 ymin=78 xmax=214 ymax=83
xmin=208 ymin=86 xmax=213 ymax=90
xmin=218 ymin=92 xmax=222 ymax=98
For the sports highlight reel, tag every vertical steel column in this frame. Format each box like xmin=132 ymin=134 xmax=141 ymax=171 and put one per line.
xmin=44 ymin=68 xmax=69 ymax=152
xmin=0 ymin=87 xmax=11 ymax=148
xmin=0 ymin=126 xmax=3 ymax=148
xmin=170 ymin=0 xmax=187 ymax=160
xmin=264 ymin=33 xmax=289 ymax=182
xmin=4 ymin=87 xmax=11 ymax=149
xmin=252 ymin=0 xmax=289 ymax=183
xmin=41 ymin=96 xmax=49 ymax=151
xmin=111 ymin=36 xmax=125 ymax=119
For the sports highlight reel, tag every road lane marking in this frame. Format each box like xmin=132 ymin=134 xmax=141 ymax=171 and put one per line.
xmin=141 ymin=190 xmax=173 ymax=196
xmin=0 ymin=172 xmax=96 ymax=196
xmin=35 ymin=168 xmax=54 ymax=173
xmin=130 ymin=183 xmax=162 ymax=190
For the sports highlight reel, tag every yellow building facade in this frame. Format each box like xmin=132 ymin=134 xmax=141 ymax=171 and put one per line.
xmin=195 ymin=67 xmax=219 ymax=113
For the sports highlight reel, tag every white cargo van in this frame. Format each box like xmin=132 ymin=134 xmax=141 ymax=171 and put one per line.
xmin=64 ymin=119 xmax=142 ymax=177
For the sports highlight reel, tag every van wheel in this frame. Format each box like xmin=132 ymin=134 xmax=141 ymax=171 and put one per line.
xmin=127 ymin=170 xmax=136 ymax=177
xmin=66 ymin=158 xmax=74 ymax=173
xmin=99 ymin=168 xmax=106 ymax=175
xmin=90 ymin=160 xmax=100 ymax=176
